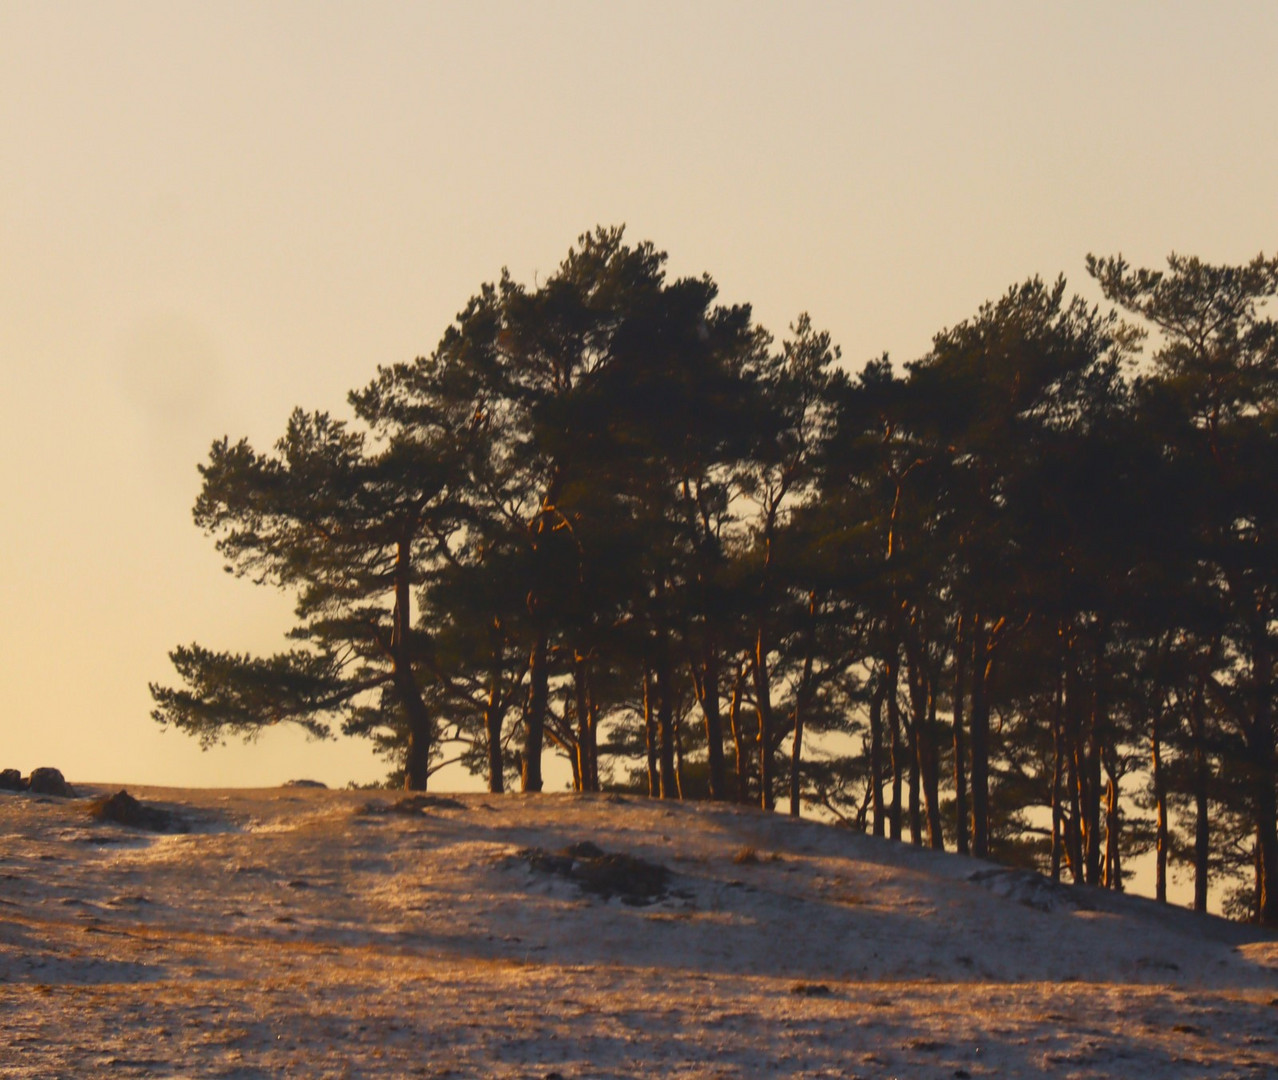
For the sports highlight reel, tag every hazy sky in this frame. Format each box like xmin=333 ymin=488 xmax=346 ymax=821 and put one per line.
xmin=2 ymin=1 xmax=1276 ymax=793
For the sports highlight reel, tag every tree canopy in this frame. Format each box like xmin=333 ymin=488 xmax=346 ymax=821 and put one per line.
xmin=153 ymin=231 xmax=1278 ymax=924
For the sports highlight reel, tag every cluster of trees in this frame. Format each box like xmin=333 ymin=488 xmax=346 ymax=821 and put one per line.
xmin=151 ymin=229 xmax=1278 ymax=924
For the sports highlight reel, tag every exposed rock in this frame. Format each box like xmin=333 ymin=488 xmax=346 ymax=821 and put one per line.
xmin=27 ymin=767 xmax=74 ymax=798
xmin=518 ymin=842 xmax=670 ymax=906
xmin=283 ymin=779 xmax=327 ymax=788
xmin=356 ymin=793 xmax=467 ymax=816
xmin=0 ymin=769 xmax=25 ymax=791
xmin=86 ymin=790 xmax=189 ymax=833
xmin=966 ymin=866 xmax=1092 ymax=913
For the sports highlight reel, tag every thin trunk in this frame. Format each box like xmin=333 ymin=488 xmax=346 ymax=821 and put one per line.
xmin=1065 ymin=654 xmax=1085 ymax=885
xmin=922 ymin=665 xmax=944 ymax=850
xmin=691 ymin=640 xmax=727 ymax=802
xmin=728 ymin=663 xmax=751 ymax=804
xmin=903 ymin=633 xmax=942 ymax=850
xmin=1084 ymin=640 xmax=1105 ymax=887
xmin=753 ymin=624 xmax=776 ymax=811
xmin=1249 ymin=629 xmax=1278 ymax=925
xmin=886 ymin=653 xmax=902 ymax=841
xmin=566 ymin=735 xmax=582 ymax=792
xmin=655 ymin=630 xmax=678 ymax=800
xmin=484 ymin=663 xmax=506 ymax=796
xmin=522 ymin=628 xmax=548 ymax=793
xmin=1050 ymin=653 xmax=1064 ymax=883
xmin=789 ymin=594 xmax=818 ymax=818
xmin=953 ymin=612 xmax=969 ymax=856
xmin=869 ymin=670 xmax=886 ymax=837
xmin=1151 ymin=699 xmax=1167 ymax=903
xmin=643 ymin=666 xmax=658 ymax=798
xmin=908 ymin=722 xmax=922 ymax=846
xmin=1188 ymin=672 xmax=1209 ymax=912
xmin=588 ymin=697 xmax=601 ymax=792
xmin=673 ymin=713 xmax=686 ymax=800
xmin=1103 ymin=756 xmax=1122 ymax=891
xmin=969 ymin=618 xmax=991 ymax=859
xmin=573 ymin=654 xmax=598 ymax=794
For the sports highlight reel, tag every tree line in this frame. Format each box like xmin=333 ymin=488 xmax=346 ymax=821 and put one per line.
xmin=151 ymin=228 xmax=1278 ymax=924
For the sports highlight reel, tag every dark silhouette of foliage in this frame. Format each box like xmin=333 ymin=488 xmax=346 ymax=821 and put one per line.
xmin=154 ymin=233 xmax=1278 ymax=924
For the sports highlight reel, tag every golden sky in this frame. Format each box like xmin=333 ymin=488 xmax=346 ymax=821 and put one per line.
xmin=2 ymin=1 xmax=1276 ymax=789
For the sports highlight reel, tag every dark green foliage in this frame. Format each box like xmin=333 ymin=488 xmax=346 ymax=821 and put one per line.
xmin=154 ymin=232 xmax=1278 ymax=923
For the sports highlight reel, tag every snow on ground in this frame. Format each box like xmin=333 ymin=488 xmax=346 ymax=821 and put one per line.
xmin=2 ymin=785 xmax=1276 ymax=1079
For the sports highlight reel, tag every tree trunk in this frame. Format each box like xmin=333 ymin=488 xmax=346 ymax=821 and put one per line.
xmin=1190 ymin=673 xmax=1210 ymax=913
xmin=1103 ymin=752 xmax=1122 ymax=892
xmin=483 ymin=621 xmax=506 ymax=794
xmin=886 ymin=653 xmax=902 ymax=841
xmin=789 ymin=696 xmax=806 ymax=819
xmin=655 ymin=630 xmax=678 ymax=800
xmin=1151 ymin=697 xmax=1167 ymax=903
xmin=1247 ymin=626 xmax=1278 ymax=925
xmin=402 ymin=697 xmax=432 ymax=792
xmin=691 ymin=640 xmax=727 ymax=802
xmin=1064 ymin=650 xmax=1085 ymax=884
xmin=969 ymin=618 xmax=991 ymax=859
xmin=391 ymin=536 xmax=431 ymax=791
xmin=753 ymin=624 xmax=776 ymax=811
xmin=573 ymin=654 xmax=598 ymax=794
xmin=953 ymin=612 xmax=969 ymax=856
xmin=1083 ymin=640 xmax=1105 ymax=886
xmin=728 ymin=663 xmax=751 ymax=804
xmin=869 ymin=670 xmax=886 ymax=837
xmin=1050 ymin=653 xmax=1064 ymax=883
xmin=908 ymin=722 xmax=922 ymax=846
xmin=903 ymin=633 xmax=943 ymax=850
xmin=522 ymin=628 xmax=548 ymax=793
xmin=922 ymin=664 xmax=944 ymax=850
xmin=673 ymin=712 xmax=686 ymax=800
xmin=484 ymin=683 xmax=506 ymax=795
xmin=643 ymin=666 xmax=658 ymax=798
xmin=788 ymin=595 xmax=818 ymax=818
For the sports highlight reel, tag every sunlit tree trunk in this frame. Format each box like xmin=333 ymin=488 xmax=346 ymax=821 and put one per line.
xmin=1102 ymin=751 xmax=1122 ymax=892
xmin=643 ymin=666 xmax=658 ymax=798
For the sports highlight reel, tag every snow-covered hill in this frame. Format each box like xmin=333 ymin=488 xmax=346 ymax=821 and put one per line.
xmin=2 ymin=785 xmax=1275 ymax=1078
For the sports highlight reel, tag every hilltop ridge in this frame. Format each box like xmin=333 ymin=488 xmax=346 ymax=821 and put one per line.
xmin=2 ymin=785 xmax=1275 ymax=1078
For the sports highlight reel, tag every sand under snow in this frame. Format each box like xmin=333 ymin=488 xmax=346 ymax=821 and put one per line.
xmin=2 ymin=784 xmax=1276 ymax=1078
